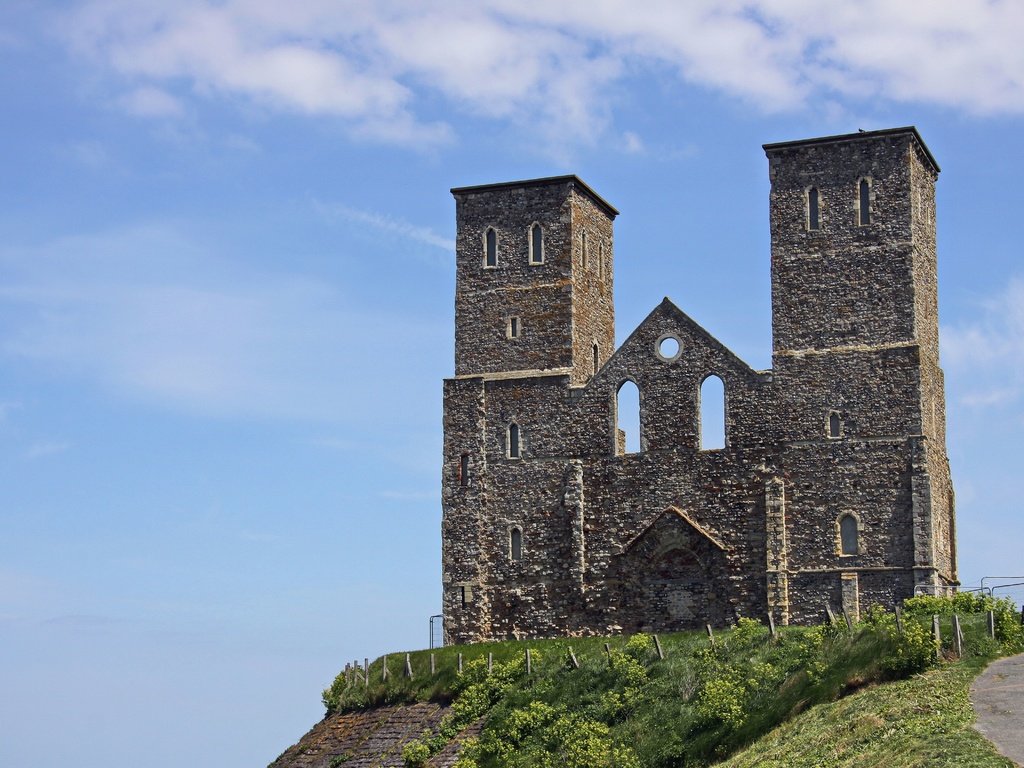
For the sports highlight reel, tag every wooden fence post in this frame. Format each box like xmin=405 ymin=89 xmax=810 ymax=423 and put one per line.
xmin=706 ymin=624 xmax=715 ymax=648
xmin=525 ymin=648 xmax=532 ymax=675
xmin=487 ymin=652 xmax=493 ymax=673
xmin=458 ymin=652 xmax=464 ymax=674
xmin=653 ymin=634 xmax=665 ymax=660
xmin=767 ymin=613 xmax=777 ymax=640
xmin=568 ymin=647 xmax=580 ymax=669
xmin=932 ymin=615 xmax=942 ymax=657
xmin=604 ymin=642 xmax=612 ymax=666
xmin=364 ymin=658 xmax=369 ymax=687
xmin=404 ymin=653 xmax=414 ymax=679
xmin=894 ymin=605 xmax=904 ymax=635
xmin=987 ymin=611 xmax=996 ymax=639
xmin=825 ymin=604 xmax=837 ymax=625
xmin=382 ymin=655 xmax=389 ymax=681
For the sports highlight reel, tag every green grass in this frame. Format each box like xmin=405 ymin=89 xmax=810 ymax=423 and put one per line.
xmin=719 ymin=656 xmax=1012 ymax=767
xmin=321 ymin=604 xmax=1023 ymax=768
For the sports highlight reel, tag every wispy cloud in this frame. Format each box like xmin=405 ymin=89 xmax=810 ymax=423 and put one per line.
xmin=119 ymin=85 xmax=184 ymax=118
xmin=58 ymin=1 xmax=1024 ymax=151
xmin=313 ymin=200 xmax=454 ymax=254
xmin=942 ymin=277 xmax=1024 ymax=409
xmin=0 ymin=224 xmax=445 ymax=426
xmin=25 ymin=440 xmax=71 ymax=459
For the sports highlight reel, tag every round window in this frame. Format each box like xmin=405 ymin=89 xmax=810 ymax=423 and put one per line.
xmin=655 ymin=334 xmax=682 ymax=361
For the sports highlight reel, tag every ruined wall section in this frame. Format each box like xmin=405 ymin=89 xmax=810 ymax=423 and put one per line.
xmin=565 ymin=300 xmax=776 ymax=632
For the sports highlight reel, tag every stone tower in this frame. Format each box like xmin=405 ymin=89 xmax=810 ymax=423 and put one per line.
xmin=442 ymin=176 xmax=617 ymax=641
xmin=763 ymin=127 xmax=956 ymax=613
xmin=451 ymin=176 xmax=617 ymax=386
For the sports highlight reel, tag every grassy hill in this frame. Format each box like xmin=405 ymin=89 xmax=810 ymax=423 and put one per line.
xmin=314 ymin=596 xmax=1022 ymax=767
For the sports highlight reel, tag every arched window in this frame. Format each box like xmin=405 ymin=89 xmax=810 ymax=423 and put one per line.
xmin=828 ymin=411 xmax=841 ymax=439
xmin=508 ymin=423 xmax=521 ymax=459
xmin=581 ymin=231 xmax=588 ymax=269
xmin=529 ymin=223 xmax=544 ymax=264
xmin=858 ymin=179 xmax=871 ymax=225
xmin=807 ymin=187 xmax=820 ymax=230
xmin=593 ymin=343 xmax=600 ymax=376
xmin=459 ymin=453 xmax=470 ymax=487
xmin=839 ymin=514 xmax=859 ymax=555
xmin=485 ymin=227 xmax=498 ymax=267
xmin=615 ymin=380 xmax=641 ymax=455
xmin=510 ymin=528 xmax=522 ymax=561
xmin=699 ymin=375 xmax=726 ymax=450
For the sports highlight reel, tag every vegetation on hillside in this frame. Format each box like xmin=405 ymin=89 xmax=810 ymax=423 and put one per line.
xmin=320 ymin=596 xmax=1023 ymax=767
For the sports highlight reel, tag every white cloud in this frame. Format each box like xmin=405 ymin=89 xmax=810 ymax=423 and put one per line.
xmin=622 ymin=131 xmax=645 ymax=154
xmin=59 ymin=0 xmax=1024 ymax=150
xmin=942 ymin=277 xmax=1024 ymax=409
xmin=0 ymin=224 xmax=446 ymax=426
xmin=313 ymin=200 xmax=454 ymax=254
xmin=25 ymin=440 xmax=71 ymax=459
xmin=119 ymin=85 xmax=183 ymax=118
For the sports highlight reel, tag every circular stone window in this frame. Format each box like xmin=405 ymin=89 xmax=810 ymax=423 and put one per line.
xmin=655 ymin=333 xmax=682 ymax=362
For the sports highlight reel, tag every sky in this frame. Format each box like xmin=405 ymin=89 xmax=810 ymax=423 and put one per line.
xmin=2 ymin=2 xmax=1024 ymax=766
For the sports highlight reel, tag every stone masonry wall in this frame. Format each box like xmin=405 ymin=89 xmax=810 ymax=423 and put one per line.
xmin=442 ymin=128 xmax=957 ymax=645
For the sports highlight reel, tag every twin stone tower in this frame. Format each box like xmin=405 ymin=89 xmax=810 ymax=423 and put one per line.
xmin=440 ymin=127 xmax=956 ymax=644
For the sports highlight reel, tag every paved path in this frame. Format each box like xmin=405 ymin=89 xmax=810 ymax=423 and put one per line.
xmin=972 ymin=653 xmax=1024 ymax=767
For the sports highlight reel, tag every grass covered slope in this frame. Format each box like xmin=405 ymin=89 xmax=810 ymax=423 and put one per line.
xmin=719 ymin=657 xmax=1012 ymax=768
xmin=320 ymin=597 xmax=1023 ymax=768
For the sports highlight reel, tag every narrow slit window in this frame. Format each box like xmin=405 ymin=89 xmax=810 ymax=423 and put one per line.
xmin=508 ymin=423 xmax=521 ymax=459
xmin=507 ymin=316 xmax=520 ymax=339
xmin=460 ymin=586 xmax=467 ymax=608
xmin=485 ymin=227 xmax=497 ymax=267
xmin=807 ymin=187 xmax=820 ymax=230
xmin=510 ymin=528 xmax=522 ymax=561
xmin=840 ymin=514 xmax=858 ymax=555
xmin=581 ymin=231 xmax=588 ymax=269
xmin=615 ymin=380 xmax=641 ymax=455
xmin=699 ymin=375 xmax=726 ymax=450
xmin=599 ymin=242 xmax=605 ymax=280
xmin=593 ymin=343 xmax=600 ymax=376
xmin=828 ymin=412 xmax=841 ymax=438
xmin=858 ymin=179 xmax=871 ymax=225
xmin=530 ymin=223 xmax=544 ymax=264
xmin=459 ymin=453 xmax=469 ymax=487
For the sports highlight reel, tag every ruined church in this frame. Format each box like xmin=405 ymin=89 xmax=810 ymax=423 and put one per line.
xmin=441 ymin=127 xmax=956 ymax=644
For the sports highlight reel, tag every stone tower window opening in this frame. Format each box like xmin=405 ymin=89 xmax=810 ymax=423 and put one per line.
xmin=699 ymin=374 xmax=726 ymax=450
xmin=807 ymin=186 xmax=820 ymax=230
xmin=593 ymin=342 xmax=600 ymax=376
xmin=507 ymin=422 xmax=522 ymax=459
xmin=529 ymin=222 xmax=544 ymax=264
xmin=599 ymin=241 xmax=605 ymax=280
xmin=828 ymin=411 xmax=842 ymax=439
xmin=858 ymin=178 xmax=872 ymax=225
xmin=510 ymin=527 xmax=523 ymax=561
xmin=484 ymin=227 xmax=498 ymax=267
xmin=839 ymin=513 xmax=860 ymax=555
xmin=655 ymin=333 xmax=682 ymax=362
xmin=460 ymin=585 xmax=468 ymax=608
xmin=459 ymin=453 xmax=470 ymax=487
xmin=615 ymin=379 xmax=641 ymax=455
xmin=507 ymin=316 xmax=521 ymax=339
xmin=581 ymin=230 xmax=588 ymax=269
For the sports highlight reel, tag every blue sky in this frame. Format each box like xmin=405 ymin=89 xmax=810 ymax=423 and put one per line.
xmin=2 ymin=2 xmax=1024 ymax=766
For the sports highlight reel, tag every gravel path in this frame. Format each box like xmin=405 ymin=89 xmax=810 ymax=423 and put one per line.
xmin=972 ymin=653 xmax=1024 ymax=767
